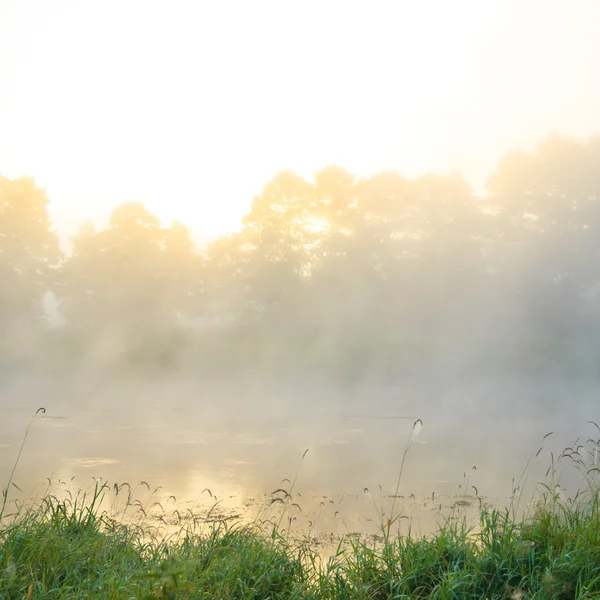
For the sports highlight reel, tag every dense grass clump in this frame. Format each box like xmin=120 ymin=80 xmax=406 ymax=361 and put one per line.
xmin=0 ymin=487 xmax=147 ymax=598
xmin=308 ymin=493 xmax=600 ymax=600
xmin=0 ymin=484 xmax=310 ymax=599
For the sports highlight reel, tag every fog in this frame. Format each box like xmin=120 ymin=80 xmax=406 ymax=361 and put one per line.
xmin=1 ymin=371 xmax=598 ymax=538
xmin=2 ymin=134 xmax=600 ymax=538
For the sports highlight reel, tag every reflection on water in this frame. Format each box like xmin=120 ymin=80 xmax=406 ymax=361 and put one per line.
xmin=67 ymin=458 xmax=120 ymax=468
xmin=1 ymin=375 xmax=598 ymax=539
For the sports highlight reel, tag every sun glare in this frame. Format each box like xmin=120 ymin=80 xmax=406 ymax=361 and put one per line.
xmin=0 ymin=0 xmax=599 ymax=246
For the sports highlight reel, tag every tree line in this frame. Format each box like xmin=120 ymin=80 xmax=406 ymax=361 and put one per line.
xmin=2 ymin=133 xmax=600 ymax=377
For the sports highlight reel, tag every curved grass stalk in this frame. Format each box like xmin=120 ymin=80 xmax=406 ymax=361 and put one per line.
xmin=1 ymin=407 xmax=46 ymax=522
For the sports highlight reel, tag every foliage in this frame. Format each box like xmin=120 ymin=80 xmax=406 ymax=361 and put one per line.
xmin=3 ymin=133 xmax=600 ymax=376
xmin=0 ymin=176 xmax=60 ymax=331
xmin=2 ymin=475 xmax=600 ymax=598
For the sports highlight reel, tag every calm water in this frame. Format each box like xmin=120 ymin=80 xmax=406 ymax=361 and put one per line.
xmin=1 ymin=373 xmax=597 ymax=537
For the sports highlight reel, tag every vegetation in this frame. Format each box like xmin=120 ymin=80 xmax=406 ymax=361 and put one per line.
xmin=2 ymin=418 xmax=600 ymax=599
xmin=2 ymin=134 xmax=600 ymax=379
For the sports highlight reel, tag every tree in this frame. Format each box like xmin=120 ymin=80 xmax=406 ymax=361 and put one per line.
xmin=61 ymin=202 xmax=199 ymax=332
xmin=235 ymin=171 xmax=315 ymax=322
xmin=162 ymin=221 xmax=205 ymax=321
xmin=0 ymin=175 xmax=60 ymax=331
xmin=485 ymin=133 xmax=600 ymax=344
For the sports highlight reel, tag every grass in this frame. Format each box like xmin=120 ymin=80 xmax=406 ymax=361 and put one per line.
xmin=2 ymin=418 xmax=600 ymax=598
xmin=0 ymin=485 xmax=309 ymax=599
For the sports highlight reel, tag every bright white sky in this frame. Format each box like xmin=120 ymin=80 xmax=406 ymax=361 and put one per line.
xmin=1 ymin=0 xmax=599 ymax=245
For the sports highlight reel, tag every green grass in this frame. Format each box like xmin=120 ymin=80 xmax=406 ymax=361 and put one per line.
xmin=0 ymin=485 xmax=309 ymax=599
xmin=2 ymin=420 xmax=600 ymax=598
xmin=2 ymin=486 xmax=600 ymax=599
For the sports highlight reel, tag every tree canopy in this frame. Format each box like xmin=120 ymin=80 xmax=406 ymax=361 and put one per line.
xmin=2 ymin=133 xmax=600 ymax=376
xmin=0 ymin=176 xmax=60 ymax=330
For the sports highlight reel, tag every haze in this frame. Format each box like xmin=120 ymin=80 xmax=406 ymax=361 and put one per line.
xmin=1 ymin=1 xmax=600 ymax=537
xmin=1 ymin=0 xmax=599 ymax=243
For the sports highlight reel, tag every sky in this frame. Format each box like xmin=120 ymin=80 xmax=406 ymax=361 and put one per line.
xmin=1 ymin=0 xmax=599 ymax=245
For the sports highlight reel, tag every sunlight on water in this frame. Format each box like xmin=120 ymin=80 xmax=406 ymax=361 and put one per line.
xmin=1 ymin=376 xmax=597 ymax=547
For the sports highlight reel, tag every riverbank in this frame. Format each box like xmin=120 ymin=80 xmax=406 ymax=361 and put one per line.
xmin=1 ymin=477 xmax=599 ymax=599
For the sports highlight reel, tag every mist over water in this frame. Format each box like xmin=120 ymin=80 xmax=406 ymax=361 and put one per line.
xmin=2 ymin=368 xmax=597 ymax=538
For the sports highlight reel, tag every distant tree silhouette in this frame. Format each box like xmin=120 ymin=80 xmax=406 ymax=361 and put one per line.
xmin=5 ymin=132 xmax=600 ymax=375
xmin=234 ymin=171 xmax=314 ymax=323
xmin=486 ymin=134 xmax=600 ymax=342
xmin=0 ymin=176 xmax=60 ymax=331
xmin=61 ymin=202 xmax=200 ymax=333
